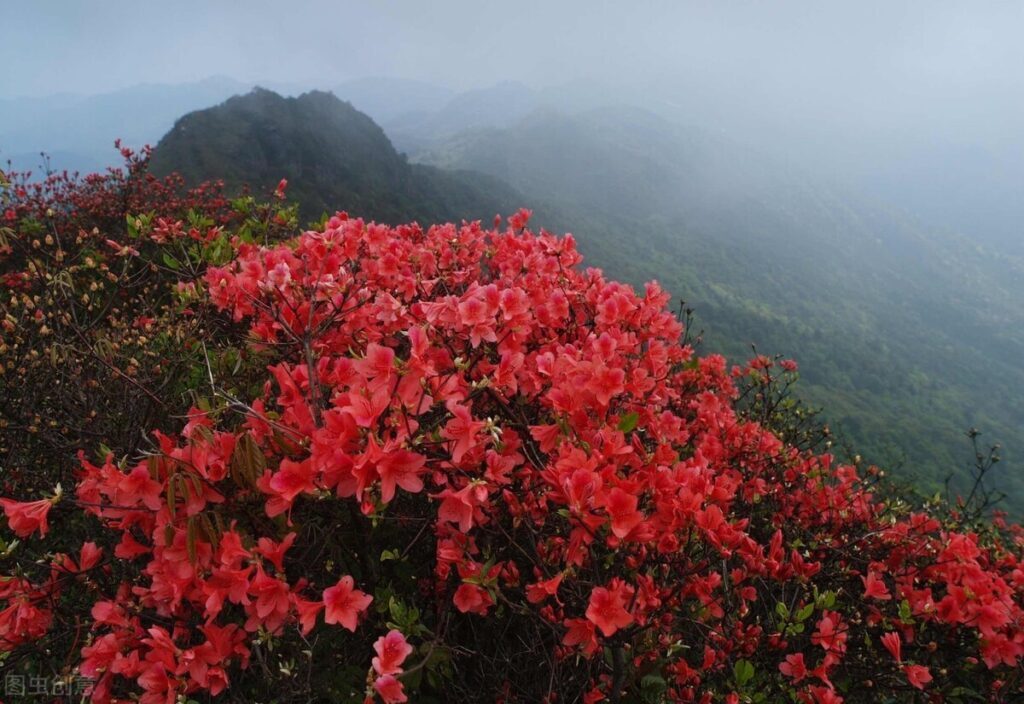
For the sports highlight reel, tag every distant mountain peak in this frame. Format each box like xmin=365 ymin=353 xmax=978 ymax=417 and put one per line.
xmin=149 ymin=86 xmax=522 ymax=225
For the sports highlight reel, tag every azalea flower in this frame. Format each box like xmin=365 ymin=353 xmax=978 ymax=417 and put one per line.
xmin=373 ymin=674 xmax=407 ymax=704
xmin=372 ymin=630 xmax=413 ymax=676
xmin=778 ymin=652 xmax=807 ymax=681
xmin=0 ymin=497 xmax=53 ymax=538
xmin=903 ymin=664 xmax=932 ymax=690
xmin=585 ymin=580 xmax=634 ymax=637
xmin=880 ymin=632 xmax=901 ymax=663
xmin=322 ymin=576 xmax=372 ymax=632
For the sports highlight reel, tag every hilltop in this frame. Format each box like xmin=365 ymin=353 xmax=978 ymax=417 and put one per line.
xmin=149 ymin=88 xmax=521 ymax=224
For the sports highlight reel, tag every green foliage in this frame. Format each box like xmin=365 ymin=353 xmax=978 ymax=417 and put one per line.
xmin=149 ymin=89 xmax=522 ymax=225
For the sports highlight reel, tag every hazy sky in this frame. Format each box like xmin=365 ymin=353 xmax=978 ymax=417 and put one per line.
xmin=4 ymin=0 xmax=1023 ymax=242
xmin=4 ymin=1 xmax=1022 ymax=112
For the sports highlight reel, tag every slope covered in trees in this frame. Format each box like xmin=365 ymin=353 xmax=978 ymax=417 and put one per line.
xmin=149 ymin=88 xmax=521 ymax=225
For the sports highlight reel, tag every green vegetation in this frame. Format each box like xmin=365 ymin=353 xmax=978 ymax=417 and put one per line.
xmin=149 ymin=88 xmax=521 ymax=224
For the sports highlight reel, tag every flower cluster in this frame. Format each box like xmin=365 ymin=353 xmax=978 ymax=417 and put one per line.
xmin=1 ymin=206 xmax=1022 ymax=702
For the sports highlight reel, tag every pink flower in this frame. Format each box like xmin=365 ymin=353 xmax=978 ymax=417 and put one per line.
xmin=880 ymin=632 xmax=901 ymax=663
xmin=322 ymin=576 xmax=372 ymax=632
xmin=903 ymin=664 xmax=932 ymax=690
xmin=0 ymin=498 xmax=52 ymax=538
xmin=779 ymin=652 xmax=807 ymax=681
xmin=373 ymin=674 xmax=407 ymax=703
xmin=372 ymin=630 xmax=413 ymax=676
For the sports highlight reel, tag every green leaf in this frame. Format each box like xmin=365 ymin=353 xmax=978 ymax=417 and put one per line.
xmin=796 ymin=603 xmax=815 ymax=622
xmin=734 ymin=659 xmax=755 ymax=687
xmin=640 ymin=674 xmax=668 ymax=702
xmin=617 ymin=411 xmax=640 ymax=433
xmin=162 ymin=251 xmax=181 ymax=271
xmin=898 ymin=599 xmax=913 ymax=623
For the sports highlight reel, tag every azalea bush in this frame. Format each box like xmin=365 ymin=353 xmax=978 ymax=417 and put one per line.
xmin=0 ymin=146 xmax=295 ymax=498
xmin=1 ymin=189 xmax=1022 ymax=703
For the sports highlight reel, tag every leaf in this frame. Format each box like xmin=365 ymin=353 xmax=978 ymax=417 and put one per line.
xmin=162 ymin=251 xmax=181 ymax=271
xmin=640 ymin=674 xmax=668 ymax=702
xmin=898 ymin=599 xmax=913 ymax=623
xmin=796 ymin=603 xmax=815 ymax=622
xmin=167 ymin=475 xmax=177 ymax=519
xmin=734 ymin=659 xmax=755 ymax=687
xmin=230 ymin=433 xmax=266 ymax=489
xmin=617 ymin=411 xmax=640 ymax=433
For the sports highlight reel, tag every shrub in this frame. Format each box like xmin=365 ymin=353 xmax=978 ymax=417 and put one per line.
xmin=1 ymin=197 xmax=1022 ymax=702
xmin=0 ymin=147 xmax=293 ymax=497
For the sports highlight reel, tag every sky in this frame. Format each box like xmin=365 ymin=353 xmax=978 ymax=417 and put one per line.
xmin=3 ymin=0 xmax=1023 ymax=246
xmin=4 ymin=1 xmax=1022 ymax=107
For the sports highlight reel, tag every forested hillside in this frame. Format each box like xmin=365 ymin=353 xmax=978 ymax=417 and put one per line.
xmin=410 ymin=107 xmax=1024 ymax=507
xmin=149 ymin=88 xmax=521 ymax=225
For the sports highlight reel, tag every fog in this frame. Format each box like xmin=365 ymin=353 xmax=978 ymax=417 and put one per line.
xmin=2 ymin=0 xmax=1023 ymax=248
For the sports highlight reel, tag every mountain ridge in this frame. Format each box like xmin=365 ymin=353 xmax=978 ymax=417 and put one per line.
xmin=150 ymin=88 xmax=523 ymax=225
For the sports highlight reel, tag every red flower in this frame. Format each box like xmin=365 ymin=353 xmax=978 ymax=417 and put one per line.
xmin=373 ymin=674 xmax=407 ymax=704
xmin=293 ymin=596 xmax=324 ymax=636
xmin=441 ymin=401 xmax=485 ymax=464
xmin=323 ymin=576 xmax=372 ymax=632
xmin=114 ymin=467 xmax=162 ymax=510
xmin=0 ymin=498 xmax=53 ymax=538
xmin=861 ymin=570 xmax=891 ymax=601
xmin=526 ymin=574 xmax=564 ymax=605
xmin=453 ymin=583 xmax=492 ymax=615
xmin=372 ymin=630 xmax=413 ymax=676
xmin=779 ymin=652 xmax=807 ymax=682
xmin=903 ymin=664 xmax=932 ymax=690
xmin=249 ymin=567 xmax=291 ymax=632
xmin=377 ymin=449 xmax=426 ymax=503
xmin=880 ymin=632 xmax=901 ymax=663
xmin=603 ymin=487 xmax=643 ymax=539
xmin=586 ymin=580 xmax=634 ymax=637
xmin=268 ymin=458 xmax=316 ymax=504
xmin=811 ymin=611 xmax=847 ymax=655
xmin=563 ymin=618 xmax=599 ymax=656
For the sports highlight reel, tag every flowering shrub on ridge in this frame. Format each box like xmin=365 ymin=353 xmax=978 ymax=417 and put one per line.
xmin=1 ymin=202 xmax=1022 ymax=702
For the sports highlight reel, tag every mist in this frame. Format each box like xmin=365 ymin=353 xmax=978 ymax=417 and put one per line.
xmin=3 ymin=1 xmax=1022 ymax=251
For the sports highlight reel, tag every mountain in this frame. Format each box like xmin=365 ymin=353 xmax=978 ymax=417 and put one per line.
xmin=414 ymin=106 xmax=1024 ymax=507
xmin=382 ymin=81 xmax=541 ymax=154
xmin=0 ymin=77 xmax=254 ymax=174
xmin=149 ymin=88 xmax=522 ymax=225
